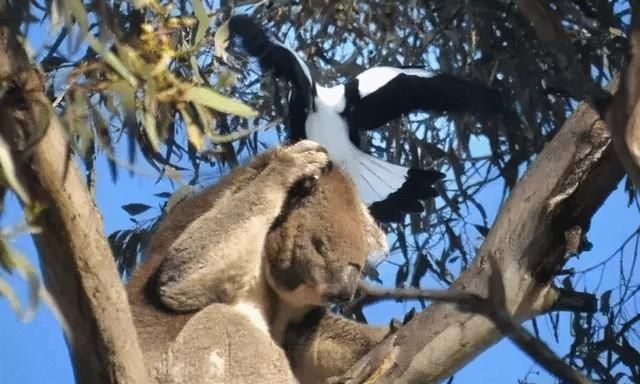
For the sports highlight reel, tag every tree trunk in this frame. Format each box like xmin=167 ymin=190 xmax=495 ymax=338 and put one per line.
xmin=0 ymin=18 xmax=149 ymax=384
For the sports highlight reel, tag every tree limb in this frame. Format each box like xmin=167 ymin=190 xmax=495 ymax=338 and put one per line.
xmin=342 ymin=280 xmax=594 ymax=384
xmin=335 ymin=96 xmax=624 ymax=383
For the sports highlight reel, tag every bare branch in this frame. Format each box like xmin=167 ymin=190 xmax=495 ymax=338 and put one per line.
xmin=479 ymin=305 xmax=593 ymax=384
xmin=338 ymin=280 xmax=593 ymax=384
xmin=354 ymin=280 xmax=596 ymax=316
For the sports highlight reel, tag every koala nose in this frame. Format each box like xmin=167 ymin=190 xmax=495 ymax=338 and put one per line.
xmin=325 ymin=264 xmax=360 ymax=303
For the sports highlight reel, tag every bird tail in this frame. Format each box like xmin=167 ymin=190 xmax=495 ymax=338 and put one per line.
xmin=356 ymin=152 xmax=409 ymax=205
xmin=355 ymin=150 xmax=445 ymax=223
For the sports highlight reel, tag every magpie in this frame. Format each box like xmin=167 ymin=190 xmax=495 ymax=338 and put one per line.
xmin=217 ymin=15 xmax=506 ymax=222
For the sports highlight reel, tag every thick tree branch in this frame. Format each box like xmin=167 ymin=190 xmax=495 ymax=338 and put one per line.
xmin=335 ymin=97 xmax=624 ymax=383
xmin=550 ymin=288 xmax=597 ymax=313
xmin=625 ymin=101 xmax=640 ymax=181
xmin=0 ymin=19 xmax=149 ymax=384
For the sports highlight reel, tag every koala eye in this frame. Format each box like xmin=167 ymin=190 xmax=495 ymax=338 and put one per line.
xmin=311 ymin=236 xmax=327 ymax=256
xmin=348 ymin=262 xmax=362 ymax=272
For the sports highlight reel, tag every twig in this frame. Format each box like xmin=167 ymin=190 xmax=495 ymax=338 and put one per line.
xmin=348 ymin=282 xmax=593 ymax=384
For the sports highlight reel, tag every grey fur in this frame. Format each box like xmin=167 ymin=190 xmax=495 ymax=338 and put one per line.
xmin=127 ymin=140 xmax=388 ymax=383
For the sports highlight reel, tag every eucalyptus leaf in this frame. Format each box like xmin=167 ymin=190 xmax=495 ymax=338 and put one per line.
xmin=178 ymin=104 xmax=204 ymax=151
xmin=192 ymin=0 xmax=210 ymax=46
xmin=183 ymin=86 xmax=257 ymax=117
xmin=122 ymin=203 xmax=152 ymax=216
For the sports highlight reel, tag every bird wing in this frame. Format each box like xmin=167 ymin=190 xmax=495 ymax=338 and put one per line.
xmin=358 ymin=150 xmax=446 ymax=223
xmin=345 ymin=67 xmax=505 ymax=132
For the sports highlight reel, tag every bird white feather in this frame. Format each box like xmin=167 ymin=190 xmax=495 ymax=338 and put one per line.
xmin=355 ymin=66 xmax=435 ymax=98
xmin=306 ymin=98 xmax=407 ymax=204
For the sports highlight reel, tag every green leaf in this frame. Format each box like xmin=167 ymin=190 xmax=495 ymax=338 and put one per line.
xmin=64 ymin=0 xmax=138 ymax=87
xmin=88 ymin=37 xmax=139 ymax=88
xmin=5 ymin=248 xmax=41 ymax=322
xmin=107 ymin=80 xmax=137 ymax=130
xmin=600 ymin=290 xmax=612 ymax=314
xmin=473 ymin=224 xmax=490 ymax=237
xmin=91 ymin=108 xmax=118 ymax=182
xmin=132 ymin=0 xmax=151 ymax=8
xmin=65 ymin=90 xmax=92 ymax=156
xmin=214 ymin=18 xmax=231 ymax=60
xmin=122 ymin=203 xmax=152 ymax=216
xmin=154 ymin=192 xmax=173 ymax=199
xmin=178 ymin=104 xmax=204 ymax=151
xmin=209 ymin=127 xmax=260 ymax=144
xmin=395 ymin=263 xmax=409 ymax=289
xmin=65 ymin=0 xmax=89 ymax=33
xmin=183 ymin=86 xmax=257 ymax=117
xmin=143 ymin=80 xmax=160 ymax=152
xmin=0 ymin=279 xmax=22 ymax=317
xmin=192 ymin=99 xmax=215 ymax=136
xmin=0 ymin=237 xmax=15 ymax=272
xmin=410 ymin=252 xmax=430 ymax=288
xmin=0 ymin=236 xmax=67 ymax=329
xmin=192 ymin=0 xmax=209 ymax=46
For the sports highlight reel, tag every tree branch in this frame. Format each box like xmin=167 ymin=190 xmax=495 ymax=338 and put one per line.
xmin=352 ymin=280 xmax=596 ymax=316
xmin=341 ymin=281 xmax=594 ymax=384
xmin=335 ymin=96 xmax=624 ymax=383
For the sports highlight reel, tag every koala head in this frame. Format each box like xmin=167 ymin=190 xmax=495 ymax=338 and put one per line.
xmin=263 ymin=168 xmax=386 ymax=307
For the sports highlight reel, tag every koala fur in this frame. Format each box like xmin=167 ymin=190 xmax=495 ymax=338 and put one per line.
xmin=127 ymin=140 xmax=388 ymax=383
xmin=284 ymin=308 xmax=390 ymax=384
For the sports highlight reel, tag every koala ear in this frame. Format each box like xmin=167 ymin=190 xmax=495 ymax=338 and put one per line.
xmin=358 ymin=202 xmax=387 ymax=265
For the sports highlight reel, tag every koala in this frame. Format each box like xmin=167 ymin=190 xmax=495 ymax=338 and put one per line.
xmin=126 ymin=140 xmax=388 ymax=383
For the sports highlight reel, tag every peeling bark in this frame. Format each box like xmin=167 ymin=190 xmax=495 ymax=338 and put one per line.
xmin=336 ymin=102 xmax=624 ymax=383
xmin=0 ymin=19 xmax=149 ymax=384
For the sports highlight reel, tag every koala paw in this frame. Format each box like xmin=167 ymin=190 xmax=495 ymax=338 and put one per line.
xmin=270 ymin=140 xmax=333 ymax=190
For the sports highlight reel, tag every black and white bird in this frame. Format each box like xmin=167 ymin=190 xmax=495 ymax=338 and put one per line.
xmin=217 ymin=15 xmax=506 ymax=222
